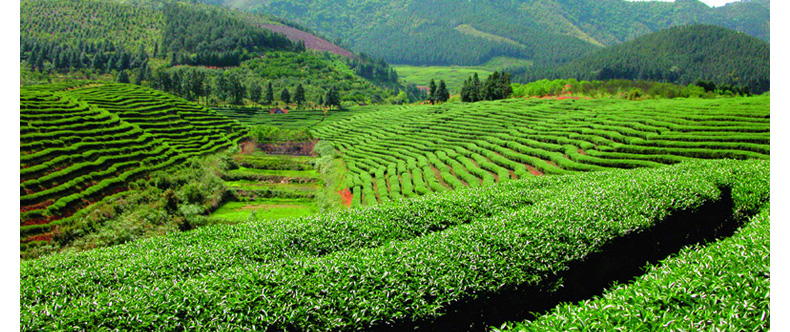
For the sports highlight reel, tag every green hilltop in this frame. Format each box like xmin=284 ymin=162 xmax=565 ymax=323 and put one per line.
xmin=199 ymin=0 xmax=770 ymax=67
xmin=514 ymin=24 xmax=770 ymax=94
xmin=20 ymin=0 xmax=423 ymax=106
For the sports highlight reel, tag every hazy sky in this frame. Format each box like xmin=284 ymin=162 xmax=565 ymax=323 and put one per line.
xmin=626 ymin=0 xmax=744 ymax=7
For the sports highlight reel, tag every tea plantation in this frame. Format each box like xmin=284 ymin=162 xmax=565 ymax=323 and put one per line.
xmin=20 ymin=82 xmax=247 ymax=249
xmin=20 ymin=159 xmax=769 ymax=330
xmin=246 ymin=96 xmax=769 ymax=208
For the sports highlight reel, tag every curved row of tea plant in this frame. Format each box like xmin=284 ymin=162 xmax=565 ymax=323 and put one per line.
xmin=308 ymin=96 xmax=768 ymax=207
xmin=20 ymin=159 xmax=769 ymax=331
xmin=496 ymin=204 xmax=770 ymax=331
xmin=20 ymin=83 xmax=248 ymax=248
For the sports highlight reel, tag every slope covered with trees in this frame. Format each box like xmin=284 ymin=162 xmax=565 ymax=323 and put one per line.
xmin=20 ymin=0 xmax=416 ymax=105
xmin=200 ymin=0 xmax=770 ymax=66
xmin=513 ymin=25 xmax=770 ymax=94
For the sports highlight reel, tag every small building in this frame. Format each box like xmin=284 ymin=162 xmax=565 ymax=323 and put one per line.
xmin=269 ymin=107 xmax=289 ymax=114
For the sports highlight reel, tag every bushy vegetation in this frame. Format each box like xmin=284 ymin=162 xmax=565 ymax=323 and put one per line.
xmin=20 ymin=159 xmax=769 ymax=330
xmin=35 ymin=153 xmax=239 ymax=259
xmin=510 ymin=78 xmax=750 ymax=100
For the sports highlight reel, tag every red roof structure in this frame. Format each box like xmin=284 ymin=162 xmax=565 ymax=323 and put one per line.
xmin=269 ymin=107 xmax=289 ymax=114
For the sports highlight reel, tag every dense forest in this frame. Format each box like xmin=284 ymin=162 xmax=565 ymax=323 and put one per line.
xmin=19 ymin=0 xmax=417 ymax=105
xmin=199 ymin=0 xmax=770 ymax=66
xmin=512 ymin=25 xmax=770 ymax=94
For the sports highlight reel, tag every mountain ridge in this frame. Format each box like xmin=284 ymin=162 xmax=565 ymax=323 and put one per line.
xmin=201 ymin=0 xmax=770 ymax=66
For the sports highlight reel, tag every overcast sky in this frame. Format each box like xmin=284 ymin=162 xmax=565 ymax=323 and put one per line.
xmin=625 ymin=0 xmax=744 ymax=7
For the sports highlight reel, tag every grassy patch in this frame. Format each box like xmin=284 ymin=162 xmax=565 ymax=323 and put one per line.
xmin=228 ymin=167 xmax=320 ymax=179
xmin=393 ymin=65 xmax=494 ymax=93
xmin=210 ymin=198 xmax=318 ymax=222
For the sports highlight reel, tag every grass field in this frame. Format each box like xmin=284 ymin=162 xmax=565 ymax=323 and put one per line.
xmin=210 ymin=198 xmax=318 ymax=221
xmin=393 ymin=57 xmax=533 ymax=93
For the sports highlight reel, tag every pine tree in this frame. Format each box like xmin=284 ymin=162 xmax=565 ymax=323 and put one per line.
xmin=471 ymin=73 xmax=482 ymax=102
xmin=280 ymin=87 xmax=291 ymax=105
xmin=437 ymin=80 xmax=450 ymax=103
xmin=249 ymin=82 xmax=262 ymax=104
xmin=324 ymin=86 xmax=341 ymax=110
xmin=294 ymin=84 xmax=306 ymax=107
xmin=428 ymin=79 xmax=437 ymax=104
xmin=264 ymin=82 xmax=274 ymax=105
xmin=116 ymin=70 xmax=130 ymax=83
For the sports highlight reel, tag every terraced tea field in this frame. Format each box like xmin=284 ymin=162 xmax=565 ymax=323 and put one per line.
xmin=20 ymin=83 xmax=247 ymax=248
xmin=211 ymin=153 xmax=321 ymax=222
xmin=20 ymin=159 xmax=770 ymax=331
xmin=215 ymin=106 xmax=382 ymax=130
xmin=300 ymin=96 xmax=768 ymax=207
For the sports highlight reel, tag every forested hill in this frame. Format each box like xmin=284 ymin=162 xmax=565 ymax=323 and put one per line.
xmin=198 ymin=0 xmax=770 ymax=66
xmin=513 ymin=25 xmax=770 ymax=94
xmin=20 ymin=0 xmax=418 ymax=105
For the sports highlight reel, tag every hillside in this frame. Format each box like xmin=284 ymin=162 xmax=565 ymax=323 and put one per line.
xmin=20 ymin=0 xmax=414 ymax=105
xmin=21 ymin=158 xmax=769 ymax=330
xmin=513 ymin=25 xmax=770 ymax=94
xmin=20 ymin=82 xmax=247 ymax=251
xmin=220 ymin=95 xmax=770 ymax=207
xmin=203 ymin=0 xmax=770 ymax=66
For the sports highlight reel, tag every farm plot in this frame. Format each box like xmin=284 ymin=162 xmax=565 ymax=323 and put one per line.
xmin=20 ymin=83 xmax=247 ymax=249
xmin=308 ymin=96 xmax=769 ymax=207
xmin=211 ymin=152 xmax=321 ymax=222
xmin=20 ymin=159 xmax=769 ymax=331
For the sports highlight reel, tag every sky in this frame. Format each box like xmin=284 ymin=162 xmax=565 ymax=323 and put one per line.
xmin=625 ymin=0 xmax=745 ymax=7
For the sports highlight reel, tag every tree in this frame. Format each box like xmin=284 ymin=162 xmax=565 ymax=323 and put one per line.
xmin=293 ymin=84 xmax=306 ymax=107
xmin=324 ymin=86 xmax=341 ymax=110
xmin=471 ymin=73 xmax=482 ymax=102
xmin=428 ymin=79 xmax=437 ymax=104
xmin=264 ymin=82 xmax=274 ymax=105
xmin=280 ymin=87 xmax=291 ymax=105
xmin=133 ymin=64 xmax=146 ymax=85
xmin=116 ymin=70 xmax=130 ymax=83
xmin=436 ymin=80 xmax=450 ymax=103
xmin=249 ymin=81 xmax=262 ymax=104
xmin=227 ymin=73 xmax=245 ymax=105
xmin=461 ymin=77 xmax=471 ymax=102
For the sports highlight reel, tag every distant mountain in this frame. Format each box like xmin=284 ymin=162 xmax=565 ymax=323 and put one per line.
xmin=514 ymin=25 xmax=770 ymax=93
xmin=199 ymin=0 xmax=770 ymax=67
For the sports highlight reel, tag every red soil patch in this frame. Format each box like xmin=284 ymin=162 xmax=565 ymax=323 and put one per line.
xmin=240 ymin=141 xmax=257 ymax=155
xmin=20 ymin=200 xmax=54 ymax=213
xmin=262 ymin=24 xmax=355 ymax=58
xmin=525 ymin=165 xmax=544 ymax=176
xmin=578 ymin=149 xmax=587 ymax=156
xmin=338 ymin=188 xmax=353 ymax=207
xmin=545 ymin=160 xmax=560 ymax=168
xmin=529 ymin=95 xmax=592 ymax=100
xmin=23 ymin=232 xmax=53 ymax=243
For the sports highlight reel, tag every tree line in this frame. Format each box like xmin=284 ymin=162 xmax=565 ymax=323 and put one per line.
xmin=150 ymin=66 xmax=342 ymax=109
xmin=460 ymin=71 xmax=513 ymax=103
